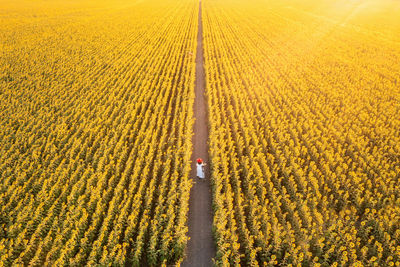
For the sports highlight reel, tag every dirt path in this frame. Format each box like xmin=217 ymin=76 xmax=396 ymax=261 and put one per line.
xmin=182 ymin=1 xmax=215 ymax=266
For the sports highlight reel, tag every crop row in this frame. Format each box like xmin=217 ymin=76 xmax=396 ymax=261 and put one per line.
xmin=202 ymin=0 xmax=400 ymax=265
xmin=0 ymin=0 xmax=198 ymax=265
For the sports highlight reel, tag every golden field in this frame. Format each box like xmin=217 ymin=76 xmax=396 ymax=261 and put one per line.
xmin=1 ymin=0 xmax=400 ymax=265
xmin=0 ymin=0 xmax=197 ymax=265
xmin=203 ymin=0 xmax=400 ymax=265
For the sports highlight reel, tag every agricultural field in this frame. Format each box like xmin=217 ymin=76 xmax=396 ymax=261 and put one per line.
xmin=1 ymin=0 xmax=400 ymax=265
xmin=203 ymin=0 xmax=400 ymax=265
xmin=0 ymin=0 xmax=198 ymax=265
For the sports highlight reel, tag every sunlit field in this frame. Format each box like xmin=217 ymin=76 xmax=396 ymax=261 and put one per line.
xmin=203 ymin=0 xmax=400 ymax=265
xmin=0 ymin=0 xmax=197 ymax=265
xmin=1 ymin=0 xmax=400 ymax=265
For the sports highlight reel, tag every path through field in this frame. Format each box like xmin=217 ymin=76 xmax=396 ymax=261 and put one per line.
xmin=182 ymin=1 xmax=215 ymax=266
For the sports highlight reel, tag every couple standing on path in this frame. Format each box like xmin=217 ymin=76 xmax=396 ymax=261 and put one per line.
xmin=196 ymin=158 xmax=206 ymax=179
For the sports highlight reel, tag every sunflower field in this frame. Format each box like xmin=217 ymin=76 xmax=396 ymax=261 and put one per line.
xmin=0 ymin=0 xmax=198 ymax=265
xmin=202 ymin=0 xmax=400 ymax=265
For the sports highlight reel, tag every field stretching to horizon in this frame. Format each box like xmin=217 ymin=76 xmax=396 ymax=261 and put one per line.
xmin=0 ymin=0 xmax=198 ymax=265
xmin=1 ymin=0 xmax=400 ymax=266
xmin=203 ymin=0 xmax=400 ymax=265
